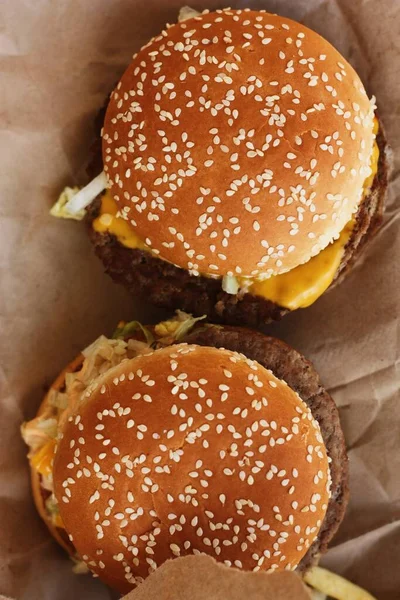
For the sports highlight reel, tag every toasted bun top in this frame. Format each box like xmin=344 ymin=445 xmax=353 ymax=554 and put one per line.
xmin=103 ymin=8 xmax=375 ymax=278
xmin=53 ymin=343 xmax=330 ymax=592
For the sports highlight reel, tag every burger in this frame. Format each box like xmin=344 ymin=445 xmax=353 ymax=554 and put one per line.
xmin=52 ymin=7 xmax=390 ymax=327
xmin=21 ymin=312 xmax=348 ymax=593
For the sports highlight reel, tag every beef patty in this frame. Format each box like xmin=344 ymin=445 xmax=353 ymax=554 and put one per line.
xmin=86 ymin=115 xmax=390 ymax=327
xmin=182 ymin=324 xmax=349 ymax=571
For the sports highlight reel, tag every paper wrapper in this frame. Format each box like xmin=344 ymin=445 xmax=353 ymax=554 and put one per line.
xmin=123 ymin=555 xmax=311 ymax=600
xmin=0 ymin=557 xmax=310 ymax=600
xmin=0 ymin=0 xmax=399 ymax=598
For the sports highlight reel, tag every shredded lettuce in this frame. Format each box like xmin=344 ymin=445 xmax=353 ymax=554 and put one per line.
xmin=178 ymin=6 xmax=200 ymax=21
xmin=72 ymin=560 xmax=90 ymax=575
xmin=64 ymin=172 xmax=107 ymax=215
xmin=172 ymin=312 xmax=207 ymax=340
xmin=222 ymin=274 xmax=240 ymax=295
xmin=21 ymin=417 xmax=58 ymax=453
xmin=45 ymin=494 xmax=59 ymax=517
xmin=41 ymin=473 xmax=54 ymax=492
xmin=113 ymin=312 xmax=206 ymax=346
xmin=22 ymin=311 xmax=208 ymax=504
xmin=22 ymin=337 xmax=132 ymax=471
xmin=154 ymin=311 xmax=206 ymax=342
xmin=113 ymin=321 xmax=154 ymax=344
xmin=50 ymin=187 xmax=85 ymax=221
xmin=127 ymin=338 xmax=152 ymax=354
xmin=51 ymin=172 xmax=107 ymax=220
xmin=82 ymin=334 xmax=128 ymax=357
xmin=47 ymin=388 xmax=68 ymax=410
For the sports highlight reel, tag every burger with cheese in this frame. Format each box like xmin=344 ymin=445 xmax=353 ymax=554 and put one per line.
xmin=22 ymin=312 xmax=348 ymax=592
xmin=52 ymin=7 xmax=390 ymax=326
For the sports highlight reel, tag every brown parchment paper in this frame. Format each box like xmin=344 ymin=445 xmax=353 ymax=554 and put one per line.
xmin=0 ymin=1 xmax=399 ymax=599
xmin=0 ymin=557 xmax=311 ymax=600
xmin=123 ymin=555 xmax=311 ymax=599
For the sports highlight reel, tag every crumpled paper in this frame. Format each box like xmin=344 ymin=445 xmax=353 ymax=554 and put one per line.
xmin=0 ymin=0 xmax=399 ymax=599
xmin=0 ymin=556 xmax=311 ymax=600
xmin=123 ymin=555 xmax=311 ymax=600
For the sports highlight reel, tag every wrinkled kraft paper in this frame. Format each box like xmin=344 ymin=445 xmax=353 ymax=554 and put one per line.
xmin=0 ymin=0 xmax=399 ymax=599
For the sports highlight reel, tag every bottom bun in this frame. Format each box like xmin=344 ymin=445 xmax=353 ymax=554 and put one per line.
xmin=30 ymin=355 xmax=84 ymax=558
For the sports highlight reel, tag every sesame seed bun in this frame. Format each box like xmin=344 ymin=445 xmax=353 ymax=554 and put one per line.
xmin=53 ymin=343 xmax=330 ymax=593
xmin=103 ymin=8 xmax=375 ymax=279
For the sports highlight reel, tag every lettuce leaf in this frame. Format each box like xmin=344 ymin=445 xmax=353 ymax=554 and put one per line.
xmin=154 ymin=311 xmax=206 ymax=342
xmin=50 ymin=187 xmax=85 ymax=221
xmin=113 ymin=321 xmax=154 ymax=344
xmin=178 ymin=6 xmax=200 ymax=21
xmin=21 ymin=417 xmax=58 ymax=453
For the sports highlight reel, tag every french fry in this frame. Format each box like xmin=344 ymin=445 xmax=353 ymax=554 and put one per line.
xmin=304 ymin=567 xmax=377 ymax=600
xmin=308 ymin=588 xmax=327 ymax=600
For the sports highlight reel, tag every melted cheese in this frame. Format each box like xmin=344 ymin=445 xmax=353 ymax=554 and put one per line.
xmin=52 ymin=513 xmax=65 ymax=529
xmin=248 ymin=130 xmax=379 ymax=309
xmin=92 ymin=193 xmax=148 ymax=250
xmin=30 ymin=439 xmax=56 ymax=477
xmin=247 ymin=220 xmax=354 ymax=309
xmin=93 ymin=122 xmax=379 ymax=309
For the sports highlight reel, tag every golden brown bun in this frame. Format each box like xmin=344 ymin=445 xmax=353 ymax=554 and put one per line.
xmin=53 ymin=344 xmax=330 ymax=593
xmin=30 ymin=354 xmax=83 ymax=558
xmin=103 ymin=9 xmax=375 ymax=279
